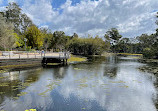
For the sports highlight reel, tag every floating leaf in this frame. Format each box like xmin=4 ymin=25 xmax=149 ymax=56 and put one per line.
xmin=0 ymin=92 xmax=5 ymax=94
xmin=17 ymin=92 xmax=28 ymax=97
xmin=25 ymin=80 xmax=33 ymax=82
xmin=119 ymin=85 xmax=129 ymax=88
xmin=79 ymin=84 xmax=88 ymax=88
xmin=109 ymin=80 xmax=125 ymax=83
xmin=13 ymin=97 xmax=19 ymax=100
xmin=74 ymin=68 xmax=83 ymax=70
xmin=0 ymin=83 xmax=9 ymax=87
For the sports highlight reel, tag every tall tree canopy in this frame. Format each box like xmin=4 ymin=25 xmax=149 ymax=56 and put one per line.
xmin=24 ymin=25 xmax=44 ymax=49
xmin=0 ymin=14 xmax=16 ymax=50
xmin=4 ymin=2 xmax=33 ymax=34
xmin=50 ymin=31 xmax=66 ymax=50
xmin=104 ymin=28 xmax=122 ymax=44
xmin=104 ymin=28 xmax=122 ymax=52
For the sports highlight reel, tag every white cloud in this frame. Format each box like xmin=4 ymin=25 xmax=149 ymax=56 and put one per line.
xmin=52 ymin=0 xmax=157 ymax=37
xmin=22 ymin=0 xmax=58 ymax=25
xmin=0 ymin=6 xmax=5 ymax=11
xmin=7 ymin=0 xmax=17 ymax=3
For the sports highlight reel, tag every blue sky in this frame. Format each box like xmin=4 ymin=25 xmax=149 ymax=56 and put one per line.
xmin=0 ymin=0 xmax=158 ymax=38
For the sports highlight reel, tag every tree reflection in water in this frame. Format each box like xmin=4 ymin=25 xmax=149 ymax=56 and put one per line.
xmin=0 ymin=68 xmax=41 ymax=105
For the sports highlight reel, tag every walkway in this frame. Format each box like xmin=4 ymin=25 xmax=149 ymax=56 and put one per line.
xmin=0 ymin=51 xmax=70 ymax=59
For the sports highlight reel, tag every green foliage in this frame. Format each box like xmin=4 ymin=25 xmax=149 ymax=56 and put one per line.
xmin=68 ymin=36 xmax=106 ymax=55
xmin=142 ymin=48 xmax=154 ymax=59
xmin=14 ymin=33 xmax=24 ymax=47
xmin=0 ymin=14 xmax=16 ymax=50
xmin=26 ymin=46 xmax=32 ymax=51
xmin=40 ymin=28 xmax=52 ymax=50
xmin=136 ymin=33 xmax=158 ymax=59
xmin=49 ymin=31 xmax=71 ymax=51
xmin=104 ymin=28 xmax=122 ymax=44
xmin=104 ymin=28 xmax=122 ymax=52
xmin=4 ymin=2 xmax=32 ymax=34
xmin=24 ymin=25 xmax=44 ymax=49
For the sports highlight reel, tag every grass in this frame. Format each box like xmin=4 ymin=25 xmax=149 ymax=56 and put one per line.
xmin=47 ymin=63 xmax=61 ymax=65
xmin=117 ymin=53 xmax=143 ymax=56
xmin=0 ymin=63 xmax=41 ymax=70
xmin=67 ymin=55 xmax=87 ymax=63
xmin=0 ymin=70 xmax=7 ymax=73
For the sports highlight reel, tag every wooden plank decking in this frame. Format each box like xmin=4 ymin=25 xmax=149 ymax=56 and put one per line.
xmin=0 ymin=51 xmax=70 ymax=66
xmin=0 ymin=51 xmax=70 ymax=59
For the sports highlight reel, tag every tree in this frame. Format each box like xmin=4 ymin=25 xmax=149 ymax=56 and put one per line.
xmin=40 ymin=27 xmax=53 ymax=51
xmin=104 ymin=28 xmax=122 ymax=52
xmin=50 ymin=31 xmax=66 ymax=51
xmin=156 ymin=12 xmax=158 ymax=25
xmin=20 ymin=13 xmax=33 ymax=33
xmin=68 ymin=36 xmax=106 ymax=55
xmin=24 ymin=25 xmax=44 ymax=49
xmin=4 ymin=2 xmax=33 ymax=34
xmin=72 ymin=33 xmax=78 ymax=38
xmin=15 ymin=34 xmax=24 ymax=48
xmin=0 ymin=14 xmax=16 ymax=50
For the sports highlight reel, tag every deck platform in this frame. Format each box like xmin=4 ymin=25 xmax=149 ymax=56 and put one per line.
xmin=0 ymin=51 xmax=70 ymax=66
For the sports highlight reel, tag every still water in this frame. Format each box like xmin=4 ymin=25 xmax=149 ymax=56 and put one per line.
xmin=0 ymin=56 xmax=157 ymax=111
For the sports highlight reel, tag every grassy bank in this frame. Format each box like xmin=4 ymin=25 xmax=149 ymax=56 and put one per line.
xmin=117 ymin=53 xmax=143 ymax=56
xmin=67 ymin=55 xmax=87 ymax=63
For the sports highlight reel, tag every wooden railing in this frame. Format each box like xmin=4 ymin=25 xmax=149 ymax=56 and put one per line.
xmin=59 ymin=52 xmax=70 ymax=59
xmin=0 ymin=51 xmax=70 ymax=59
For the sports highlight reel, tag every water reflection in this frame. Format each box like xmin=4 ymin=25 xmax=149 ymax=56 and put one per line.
xmin=0 ymin=56 xmax=157 ymax=111
xmin=0 ymin=69 xmax=41 ymax=108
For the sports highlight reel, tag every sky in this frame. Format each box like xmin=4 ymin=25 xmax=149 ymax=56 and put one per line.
xmin=0 ymin=0 xmax=158 ymax=38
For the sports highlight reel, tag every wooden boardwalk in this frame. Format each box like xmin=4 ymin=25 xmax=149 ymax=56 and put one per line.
xmin=0 ymin=51 xmax=70 ymax=59
xmin=0 ymin=51 xmax=70 ymax=66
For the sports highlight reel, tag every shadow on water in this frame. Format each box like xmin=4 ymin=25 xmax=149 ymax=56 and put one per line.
xmin=42 ymin=64 xmax=69 ymax=79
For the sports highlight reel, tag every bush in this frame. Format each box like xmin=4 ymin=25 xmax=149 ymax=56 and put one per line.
xmin=68 ymin=37 xmax=106 ymax=55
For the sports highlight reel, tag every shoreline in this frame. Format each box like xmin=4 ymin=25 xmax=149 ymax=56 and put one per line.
xmin=138 ymin=59 xmax=158 ymax=77
xmin=0 ymin=55 xmax=88 ymax=73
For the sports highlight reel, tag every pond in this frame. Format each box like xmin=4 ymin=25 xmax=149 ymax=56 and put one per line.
xmin=0 ymin=56 xmax=157 ymax=111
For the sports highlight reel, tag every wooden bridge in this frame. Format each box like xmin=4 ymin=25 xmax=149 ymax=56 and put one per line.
xmin=0 ymin=51 xmax=70 ymax=66
xmin=42 ymin=52 xmax=70 ymax=65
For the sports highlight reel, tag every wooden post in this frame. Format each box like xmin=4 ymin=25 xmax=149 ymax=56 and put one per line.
xmin=34 ymin=52 xmax=35 ymax=58
xmin=19 ymin=54 xmax=20 ymax=65
xmin=63 ymin=59 xmax=65 ymax=65
xmin=66 ymin=59 xmax=67 ymax=65
xmin=27 ymin=53 xmax=29 ymax=58
xmin=9 ymin=52 xmax=10 ymax=59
